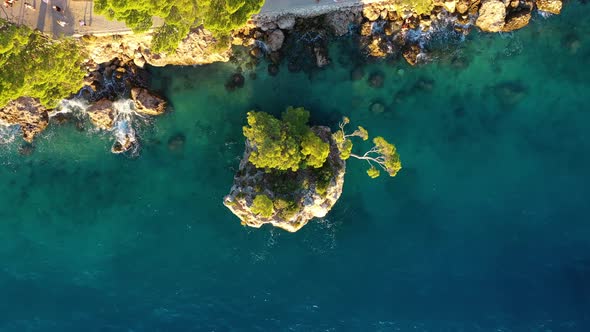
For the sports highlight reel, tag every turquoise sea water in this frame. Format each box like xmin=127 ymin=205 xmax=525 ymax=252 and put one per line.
xmin=2 ymin=5 xmax=590 ymax=331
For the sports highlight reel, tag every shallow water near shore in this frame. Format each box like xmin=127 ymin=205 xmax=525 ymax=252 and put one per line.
xmin=2 ymin=4 xmax=590 ymax=331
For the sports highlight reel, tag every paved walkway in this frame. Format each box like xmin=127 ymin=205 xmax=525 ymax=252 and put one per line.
xmin=1 ymin=0 xmax=367 ymax=37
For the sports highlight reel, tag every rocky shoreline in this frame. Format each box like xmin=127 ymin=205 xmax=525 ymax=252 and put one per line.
xmin=1 ymin=0 xmax=563 ymax=153
xmin=79 ymin=0 xmax=564 ymax=71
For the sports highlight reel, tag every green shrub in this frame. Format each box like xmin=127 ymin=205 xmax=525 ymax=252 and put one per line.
xmin=251 ymin=194 xmax=274 ymax=218
xmin=94 ymin=0 xmax=264 ymax=53
xmin=397 ymin=0 xmax=434 ymax=15
xmin=243 ymin=107 xmax=330 ymax=172
xmin=0 ymin=20 xmax=86 ymax=108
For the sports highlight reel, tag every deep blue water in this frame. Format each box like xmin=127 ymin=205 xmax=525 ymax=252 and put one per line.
xmin=1 ymin=4 xmax=590 ymax=331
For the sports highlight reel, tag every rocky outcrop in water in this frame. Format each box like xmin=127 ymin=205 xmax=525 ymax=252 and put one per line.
xmin=223 ymin=126 xmax=345 ymax=232
xmin=536 ymin=0 xmax=562 ymax=14
xmin=131 ymin=88 xmax=166 ymax=116
xmin=0 ymin=97 xmax=48 ymax=143
xmin=86 ymin=99 xmax=115 ymax=130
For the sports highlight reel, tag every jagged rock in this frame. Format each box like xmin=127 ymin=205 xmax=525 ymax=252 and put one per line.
xmin=384 ymin=21 xmax=402 ymax=36
xmin=133 ymin=56 xmax=146 ymax=68
xmin=314 ymin=45 xmax=330 ymax=68
xmin=314 ymin=49 xmax=330 ymax=68
xmin=536 ymin=0 xmax=562 ymax=14
xmin=402 ymin=44 xmax=422 ymax=66
xmin=360 ymin=22 xmax=373 ymax=36
xmin=476 ymin=0 xmax=506 ymax=32
xmin=130 ymin=88 xmax=166 ymax=116
xmin=87 ymin=98 xmax=115 ymax=130
xmin=325 ymin=10 xmax=358 ymax=36
xmin=456 ymin=0 xmax=471 ymax=14
xmin=266 ymin=29 xmax=285 ymax=52
xmin=259 ymin=20 xmax=278 ymax=32
xmin=0 ymin=97 xmax=48 ymax=143
xmin=111 ymin=134 xmax=136 ymax=154
xmin=249 ymin=47 xmax=264 ymax=58
xmin=223 ymin=126 xmax=345 ymax=232
xmin=368 ymin=38 xmax=387 ymax=57
xmin=444 ymin=0 xmax=457 ymax=13
xmin=502 ymin=11 xmax=532 ymax=32
xmin=277 ymin=15 xmax=296 ymax=30
xmin=363 ymin=6 xmax=381 ymax=21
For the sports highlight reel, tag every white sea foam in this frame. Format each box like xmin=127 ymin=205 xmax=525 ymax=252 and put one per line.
xmin=54 ymin=98 xmax=150 ymax=154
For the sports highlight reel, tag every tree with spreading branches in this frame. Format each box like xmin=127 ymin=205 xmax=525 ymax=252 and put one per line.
xmin=333 ymin=116 xmax=402 ymax=178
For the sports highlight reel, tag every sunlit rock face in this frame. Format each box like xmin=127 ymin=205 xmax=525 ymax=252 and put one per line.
xmin=0 ymin=97 xmax=48 ymax=143
xmin=536 ymin=0 xmax=563 ymax=14
xmin=476 ymin=0 xmax=507 ymax=32
xmin=224 ymin=126 xmax=345 ymax=233
xmin=83 ymin=27 xmax=230 ymax=69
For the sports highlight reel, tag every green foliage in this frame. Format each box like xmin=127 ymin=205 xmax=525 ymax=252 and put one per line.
xmin=0 ymin=20 xmax=86 ymax=108
xmin=311 ymin=162 xmax=335 ymax=197
xmin=243 ymin=107 xmax=329 ymax=172
xmin=251 ymin=194 xmax=274 ymax=218
xmin=372 ymin=136 xmax=402 ymax=177
xmin=356 ymin=126 xmax=369 ymax=141
xmin=197 ymin=0 xmax=264 ymax=37
xmin=301 ymin=131 xmax=330 ymax=168
xmin=332 ymin=130 xmax=353 ymax=160
xmin=367 ymin=167 xmax=380 ymax=178
xmin=397 ymin=0 xmax=434 ymax=15
xmin=94 ymin=0 xmax=264 ymax=53
xmin=274 ymin=198 xmax=299 ymax=220
xmin=335 ymin=116 xmax=402 ymax=179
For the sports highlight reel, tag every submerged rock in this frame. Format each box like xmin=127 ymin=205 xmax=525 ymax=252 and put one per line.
xmin=223 ymin=126 xmax=345 ymax=232
xmin=314 ymin=45 xmax=331 ymax=68
xmin=368 ymin=71 xmax=385 ymax=88
xmin=370 ymin=101 xmax=386 ymax=114
xmin=268 ymin=63 xmax=280 ymax=76
xmin=167 ymin=133 xmax=186 ymax=151
xmin=225 ymin=73 xmax=246 ymax=91
xmin=350 ymin=66 xmax=365 ymax=81
xmin=492 ymin=81 xmax=528 ymax=106
xmin=0 ymin=97 xmax=48 ymax=143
